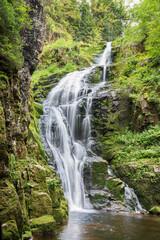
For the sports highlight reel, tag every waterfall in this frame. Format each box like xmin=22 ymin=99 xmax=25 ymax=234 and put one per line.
xmin=99 ymin=42 xmax=112 ymax=81
xmin=42 ymin=43 xmax=112 ymax=211
xmin=124 ymin=185 xmax=144 ymax=212
xmin=108 ymin=166 xmax=144 ymax=212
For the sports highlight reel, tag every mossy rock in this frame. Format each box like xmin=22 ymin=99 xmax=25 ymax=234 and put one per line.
xmin=22 ymin=231 xmax=32 ymax=240
xmin=47 ymin=179 xmax=62 ymax=208
xmin=29 ymin=164 xmax=47 ymax=191
xmin=34 ymin=102 xmax=43 ymax=118
xmin=113 ymin=163 xmax=160 ymax=209
xmin=52 ymin=199 xmax=68 ymax=224
xmin=52 ymin=208 xmax=67 ymax=224
xmin=107 ymin=177 xmax=124 ymax=201
xmin=149 ymin=206 xmax=160 ymax=215
xmin=2 ymin=220 xmax=20 ymax=240
xmin=88 ymin=190 xmax=109 ymax=209
xmin=28 ymin=191 xmax=52 ymax=218
xmin=30 ymin=215 xmax=56 ymax=233
xmin=0 ymin=179 xmax=23 ymax=234
xmin=88 ymin=66 xmax=103 ymax=84
xmin=92 ymin=160 xmax=108 ymax=189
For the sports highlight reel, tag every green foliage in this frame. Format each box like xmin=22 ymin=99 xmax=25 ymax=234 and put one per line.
xmin=42 ymin=0 xmax=126 ymax=44
xmin=24 ymin=182 xmax=34 ymax=189
xmin=43 ymin=0 xmax=81 ymax=43
xmin=91 ymin=0 xmax=127 ymax=41
xmin=9 ymin=154 xmax=18 ymax=181
xmin=47 ymin=178 xmax=59 ymax=189
xmin=113 ymin=125 xmax=160 ymax=164
xmin=112 ymin=0 xmax=160 ymax=103
xmin=0 ymin=0 xmax=30 ymax=69
xmin=32 ymin=39 xmax=104 ymax=89
xmin=76 ymin=0 xmax=99 ymax=43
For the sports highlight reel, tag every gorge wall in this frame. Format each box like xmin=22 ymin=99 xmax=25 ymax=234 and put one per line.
xmin=91 ymin=79 xmax=160 ymax=211
xmin=0 ymin=1 xmax=68 ymax=239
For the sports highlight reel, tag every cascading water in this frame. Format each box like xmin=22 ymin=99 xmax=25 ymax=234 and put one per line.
xmin=124 ymin=185 xmax=144 ymax=212
xmin=42 ymin=43 xmax=112 ymax=211
xmin=41 ymin=42 xmax=145 ymax=213
xmin=108 ymin=166 xmax=144 ymax=212
xmin=99 ymin=42 xmax=112 ymax=81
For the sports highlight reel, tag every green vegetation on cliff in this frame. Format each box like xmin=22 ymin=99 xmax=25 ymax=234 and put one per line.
xmin=112 ymin=0 xmax=160 ymax=105
xmin=0 ymin=0 xmax=30 ymax=69
xmin=92 ymin=0 xmax=160 ymax=211
xmin=32 ymin=0 xmax=127 ymax=101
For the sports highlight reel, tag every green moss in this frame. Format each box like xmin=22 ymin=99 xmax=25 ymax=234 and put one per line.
xmin=149 ymin=206 xmax=160 ymax=215
xmin=28 ymin=191 xmax=52 ymax=218
xmin=30 ymin=215 xmax=56 ymax=233
xmin=2 ymin=220 xmax=20 ymax=240
xmin=0 ymin=180 xmax=23 ymax=235
xmin=28 ymin=90 xmax=47 ymax=163
xmin=107 ymin=178 xmax=124 ymax=201
xmin=52 ymin=201 xmax=68 ymax=224
xmin=92 ymin=161 xmax=108 ymax=189
xmin=34 ymin=103 xmax=43 ymax=118
xmin=22 ymin=231 xmax=32 ymax=240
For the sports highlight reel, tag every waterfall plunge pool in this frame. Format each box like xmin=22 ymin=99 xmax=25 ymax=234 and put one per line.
xmin=38 ymin=43 xmax=160 ymax=240
xmin=33 ymin=210 xmax=160 ymax=240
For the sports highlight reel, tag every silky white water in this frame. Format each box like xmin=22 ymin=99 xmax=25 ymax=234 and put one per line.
xmin=42 ymin=43 xmax=112 ymax=211
xmin=99 ymin=41 xmax=112 ymax=81
xmin=108 ymin=166 xmax=144 ymax=212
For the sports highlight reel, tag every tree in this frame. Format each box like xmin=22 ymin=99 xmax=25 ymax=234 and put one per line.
xmin=76 ymin=0 xmax=98 ymax=42
xmin=43 ymin=0 xmax=81 ymax=42
xmin=0 ymin=0 xmax=29 ymax=69
xmin=91 ymin=0 xmax=126 ymax=41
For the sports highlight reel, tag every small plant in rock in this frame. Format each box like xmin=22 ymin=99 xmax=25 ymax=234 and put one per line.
xmin=47 ymin=178 xmax=59 ymax=189
xmin=9 ymin=154 xmax=18 ymax=182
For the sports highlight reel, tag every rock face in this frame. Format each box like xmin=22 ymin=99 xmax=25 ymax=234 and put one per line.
xmin=0 ymin=1 xmax=68 ymax=239
xmin=91 ymin=87 xmax=132 ymax=157
xmin=91 ymin=83 xmax=160 ymax=210
xmin=83 ymin=157 xmax=127 ymax=211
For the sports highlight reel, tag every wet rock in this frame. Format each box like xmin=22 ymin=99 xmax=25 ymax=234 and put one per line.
xmin=83 ymin=157 xmax=108 ymax=191
xmin=107 ymin=177 xmax=125 ymax=201
xmin=88 ymin=190 xmax=110 ymax=209
xmin=0 ymin=179 xmax=23 ymax=235
xmin=22 ymin=230 xmax=32 ymax=240
xmin=30 ymin=215 xmax=56 ymax=234
xmin=113 ymin=162 xmax=160 ymax=210
xmin=28 ymin=191 xmax=53 ymax=218
xmin=52 ymin=200 xmax=68 ymax=224
xmin=149 ymin=206 xmax=160 ymax=215
xmin=2 ymin=220 xmax=20 ymax=240
xmin=88 ymin=66 xmax=104 ymax=84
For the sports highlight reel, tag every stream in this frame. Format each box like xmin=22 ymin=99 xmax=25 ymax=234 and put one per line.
xmin=34 ymin=211 xmax=160 ymax=240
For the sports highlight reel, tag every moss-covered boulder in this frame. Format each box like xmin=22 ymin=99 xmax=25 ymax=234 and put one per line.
xmin=83 ymin=157 xmax=108 ymax=190
xmin=47 ymin=178 xmax=63 ymax=208
xmin=30 ymin=215 xmax=56 ymax=234
xmin=0 ymin=179 xmax=23 ymax=235
xmin=22 ymin=231 xmax=32 ymax=240
xmin=83 ymin=157 xmax=110 ymax=209
xmin=112 ymin=162 xmax=160 ymax=210
xmin=29 ymin=164 xmax=47 ymax=191
xmin=107 ymin=177 xmax=124 ymax=201
xmin=149 ymin=206 xmax=160 ymax=215
xmin=88 ymin=190 xmax=110 ymax=209
xmin=52 ymin=199 xmax=68 ymax=224
xmin=28 ymin=191 xmax=53 ymax=218
xmin=2 ymin=220 xmax=20 ymax=240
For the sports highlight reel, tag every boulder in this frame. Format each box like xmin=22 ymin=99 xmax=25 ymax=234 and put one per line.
xmin=149 ymin=206 xmax=160 ymax=215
